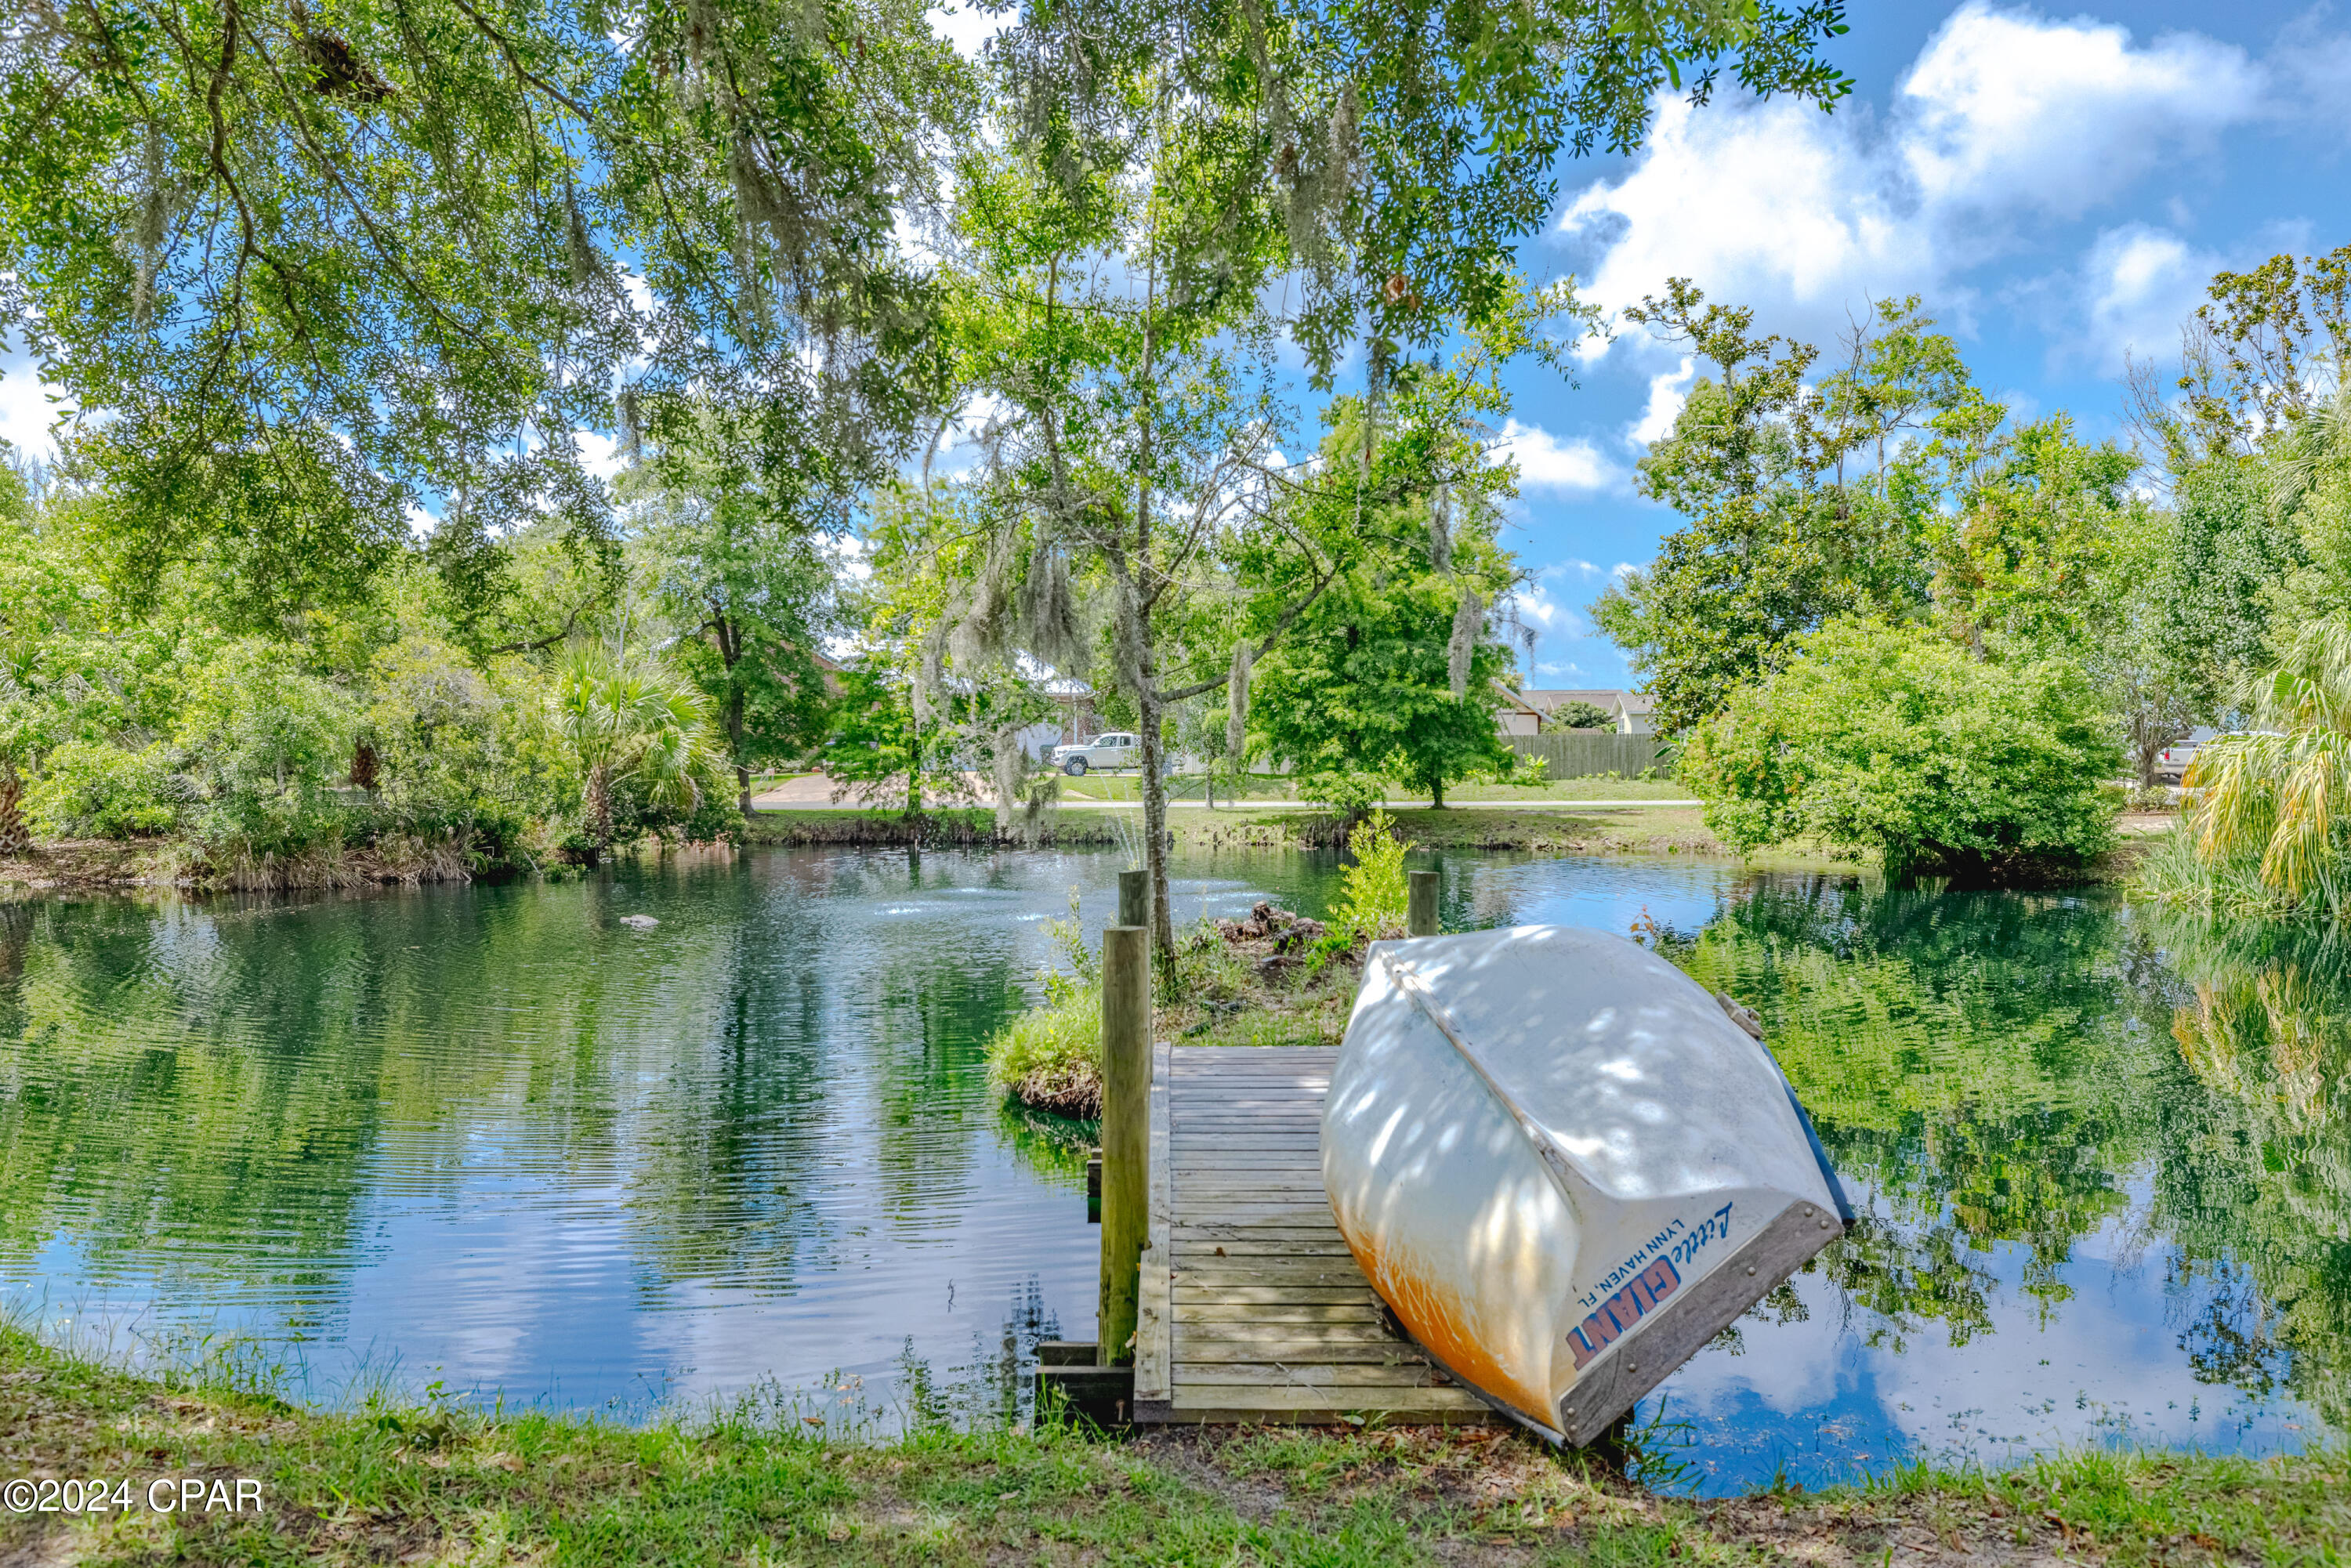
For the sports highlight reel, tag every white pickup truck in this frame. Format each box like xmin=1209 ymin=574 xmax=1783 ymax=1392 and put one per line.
xmin=1052 ymin=732 xmax=1141 ymax=775
xmin=2154 ymin=727 xmax=2218 ymax=783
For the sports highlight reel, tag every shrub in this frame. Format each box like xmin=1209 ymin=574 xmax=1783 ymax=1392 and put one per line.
xmin=1302 ymin=770 xmax=1386 ymax=820
xmin=986 ymin=887 xmax=1107 ymax=1114
xmin=1679 ymin=617 xmax=2121 ymax=877
xmin=1331 ymin=808 xmax=1410 ymax=941
xmin=28 ymin=741 xmax=185 ymax=838
xmin=174 ymin=640 xmax=363 ymax=854
xmin=1548 ymin=700 xmax=1613 ymax=731
xmin=985 ymin=984 xmax=1101 ymax=1117
xmin=2137 ymin=618 xmax=2351 ymax=918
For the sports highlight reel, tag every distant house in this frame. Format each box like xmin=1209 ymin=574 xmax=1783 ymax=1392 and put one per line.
xmin=1491 ymin=686 xmax=1657 ymax=737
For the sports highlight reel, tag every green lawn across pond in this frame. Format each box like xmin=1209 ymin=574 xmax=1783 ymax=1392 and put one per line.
xmin=1052 ymin=774 xmax=1697 ymax=804
xmin=2 ymin=1327 xmax=2343 ymax=1565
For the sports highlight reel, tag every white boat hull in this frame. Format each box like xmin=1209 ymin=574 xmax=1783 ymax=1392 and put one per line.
xmin=1320 ymin=925 xmax=1849 ymax=1444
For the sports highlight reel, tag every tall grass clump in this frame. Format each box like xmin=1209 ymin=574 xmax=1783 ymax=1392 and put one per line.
xmin=2138 ymin=617 xmax=2351 ymax=918
xmin=1331 ymin=809 xmax=1410 ymax=943
xmin=986 ymin=888 xmax=1103 ymax=1116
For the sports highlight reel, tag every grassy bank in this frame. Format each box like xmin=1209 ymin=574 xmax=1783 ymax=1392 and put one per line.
xmin=742 ymin=802 xmax=1753 ymax=859
xmin=2 ymin=1327 xmax=2342 ymax=1566
xmin=0 ymin=834 xmax=490 ymax=892
xmin=5 ymin=802 xmax=2166 ymax=888
xmin=1054 ymin=775 xmax=1697 ymax=806
xmin=740 ymin=807 xmax=1123 ymax=849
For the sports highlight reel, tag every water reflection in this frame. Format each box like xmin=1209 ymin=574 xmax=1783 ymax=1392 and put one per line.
xmin=1653 ymin=879 xmax=2347 ymax=1488
xmin=0 ymin=851 xmax=1157 ymax=1411
xmin=0 ymin=849 xmax=2345 ymax=1494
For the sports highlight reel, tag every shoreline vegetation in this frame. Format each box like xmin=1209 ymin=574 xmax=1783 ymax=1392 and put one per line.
xmin=0 ymin=800 xmax=1791 ymax=891
xmin=3 ymin=1325 xmax=2344 ymax=1566
xmin=3 ymin=798 xmax=2179 ymax=893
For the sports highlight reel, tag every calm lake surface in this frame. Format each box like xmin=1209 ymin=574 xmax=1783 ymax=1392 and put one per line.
xmin=1 ymin=846 xmax=2343 ymax=1492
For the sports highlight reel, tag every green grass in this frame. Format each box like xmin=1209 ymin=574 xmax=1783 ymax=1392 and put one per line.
xmin=3 ymin=1325 xmax=2343 ymax=1564
xmin=1053 ymin=776 xmax=1699 ymax=805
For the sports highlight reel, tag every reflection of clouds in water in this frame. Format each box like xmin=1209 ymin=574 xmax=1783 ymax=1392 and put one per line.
xmin=1464 ymin=857 xmax=1732 ymax=939
xmin=1867 ymin=1191 xmax=2319 ymax=1461
xmin=340 ymin=1179 xmax=651 ymax=1402
xmin=1656 ymin=1267 xmax=1849 ymax=1419
xmin=1646 ymin=1181 xmax=2331 ymax=1491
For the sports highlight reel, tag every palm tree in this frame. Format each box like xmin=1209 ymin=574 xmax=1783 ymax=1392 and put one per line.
xmin=552 ymin=642 xmax=724 ymax=856
xmin=2180 ymin=617 xmax=2351 ymax=916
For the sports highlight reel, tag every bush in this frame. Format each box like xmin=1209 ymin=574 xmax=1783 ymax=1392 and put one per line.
xmin=1331 ymin=808 xmax=1409 ymax=941
xmin=1548 ymin=700 xmax=1613 ymax=731
xmin=175 ymin=640 xmax=362 ymax=855
xmin=985 ymin=984 xmax=1101 ymax=1116
xmin=1679 ymin=617 xmax=2121 ymax=877
xmin=1302 ymin=770 xmax=1386 ymax=820
xmin=986 ymin=887 xmax=1106 ymax=1114
xmin=28 ymin=741 xmax=185 ymax=838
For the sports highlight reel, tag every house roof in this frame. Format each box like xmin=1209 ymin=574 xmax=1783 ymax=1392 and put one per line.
xmin=1516 ymin=688 xmax=1654 ymax=715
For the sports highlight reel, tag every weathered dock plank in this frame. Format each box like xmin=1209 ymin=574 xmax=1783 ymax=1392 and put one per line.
xmin=1133 ymin=1044 xmax=1493 ymax=1428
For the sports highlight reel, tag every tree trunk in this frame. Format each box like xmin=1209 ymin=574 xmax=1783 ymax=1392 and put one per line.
xmin=1139 ymin=687 xmax=1174 ymax=959
xmin=715 ymin=611 xmax=751 ymax=814
xmin=0 ymin=759 xmax=31 ymax=857
xmin=727 ymin=684 xmax=748 ymax=813
xmin=1429 ymin=774 xmax=1444 ymax=809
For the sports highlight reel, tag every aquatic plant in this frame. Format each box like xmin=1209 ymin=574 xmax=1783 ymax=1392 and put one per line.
xmin=984 ymin=983 xmax=1102 ymax=1117
xmin=987 ymin=887 xmax=1103 ymax=1114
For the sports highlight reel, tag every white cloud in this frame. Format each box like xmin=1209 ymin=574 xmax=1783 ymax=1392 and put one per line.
xmin=2074 ymin=224 xmax=2219 ymax=374
xmin=2272 ymin=10 xmax=2351 ymax=136
xmin=1507 ymin=575 xmax=1594 ymax=640
xmin=574 ymin=430 xmax=629 ymax=482
xmin=1559 ymin=92 xmax=1934 ymax=347
xmin=928 ymin=1 xmax=1010 ymax=60
xmin=828 ymin=531 xmax=874 ymax=583
xmin=1898 ymin=5 xmax=2259 ymax=219
xmin=0 ymin=357 xmax=70 ymax=463
xmin=1495 ymin=420 xmax=1625 ymax=494
xmin=1559 ymin=2 xmax=2275 ymax=356
xmin=1610 ymin=562 xmax=1639 ymax=581
xmin=1628 ymin=358 xmax=1694 ymax=448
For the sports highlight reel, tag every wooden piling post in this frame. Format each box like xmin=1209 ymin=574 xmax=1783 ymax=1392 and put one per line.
xmin=1407 ymin=869 xmax=1440 ymax=938
xmin=1098 ymin=923 xmax=1150 ymax=1366
xmin=1118 ymin=867 xmax=1149 ymax=929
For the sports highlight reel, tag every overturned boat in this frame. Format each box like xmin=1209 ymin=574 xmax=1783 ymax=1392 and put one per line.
xmin=1321 ymin=925 xmax=1851 ymax=1446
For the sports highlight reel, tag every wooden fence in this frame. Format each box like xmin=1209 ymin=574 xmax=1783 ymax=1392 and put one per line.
xmin=1504 ymin=731 xmax=1673 ymax=778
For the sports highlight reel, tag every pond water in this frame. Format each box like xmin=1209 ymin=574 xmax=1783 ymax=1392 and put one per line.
xmin=0 ymin=847 xmax=2343 ymax=1492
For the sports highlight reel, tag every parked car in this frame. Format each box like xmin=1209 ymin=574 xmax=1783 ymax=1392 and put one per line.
xmin=2154 ymin=727 xmax=2219 ymax=783
xmin=1052 ymin=732 xmax=1141 ymax=775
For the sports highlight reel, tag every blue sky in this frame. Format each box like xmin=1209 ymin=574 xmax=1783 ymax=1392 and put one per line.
xmin=1495 ymin=0 xmax=2351 ymax=688
xmin=7 ymin=2 xmax=2348 ymax=691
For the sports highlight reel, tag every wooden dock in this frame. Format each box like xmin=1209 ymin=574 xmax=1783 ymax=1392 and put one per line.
xmin=1132 ymin=1043 xmax=1492 ymax=1425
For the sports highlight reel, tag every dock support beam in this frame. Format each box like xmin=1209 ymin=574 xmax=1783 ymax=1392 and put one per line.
xmin=1118 ymin=867 xmax=1149 ymax=929
xmin=1407 ymin=870 xmax=1440 ymax=938
xmin=1099 ymin=923 xmax=1150 ymax=1365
